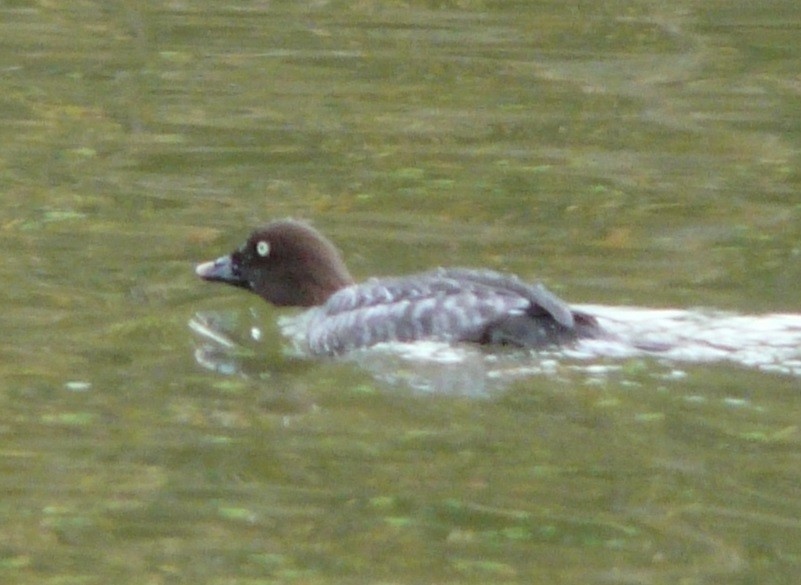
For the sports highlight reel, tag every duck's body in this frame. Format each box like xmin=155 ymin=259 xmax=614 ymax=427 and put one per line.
xmin=196 ymin=220 xmax=601 ymax=355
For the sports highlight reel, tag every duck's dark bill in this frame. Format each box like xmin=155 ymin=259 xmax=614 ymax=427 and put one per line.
xmin=196 ymin=256 xmax=247 ymax=288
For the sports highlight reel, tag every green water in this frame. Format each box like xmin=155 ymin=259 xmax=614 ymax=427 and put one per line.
xmin=1 ymin=1 xmax=801 ymax=583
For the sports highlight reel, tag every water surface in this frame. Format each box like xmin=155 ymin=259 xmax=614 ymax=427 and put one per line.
xmin=1 ymin=1 xmax=801 ymax=583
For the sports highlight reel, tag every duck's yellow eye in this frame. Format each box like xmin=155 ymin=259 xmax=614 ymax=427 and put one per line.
xmin=256 ymin=241 xmax=270 ymax=257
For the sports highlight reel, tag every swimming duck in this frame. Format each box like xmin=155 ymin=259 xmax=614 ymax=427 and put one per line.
xmin=196 ymin=219 xmax=601 ymax=355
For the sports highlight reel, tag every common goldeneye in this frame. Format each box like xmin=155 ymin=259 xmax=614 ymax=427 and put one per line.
xmin=196 ymin=219 xmax=601 ymax=355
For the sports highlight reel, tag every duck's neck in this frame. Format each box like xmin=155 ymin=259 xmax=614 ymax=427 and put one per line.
xmin=305 ymin=265 xmax=354 ymax=305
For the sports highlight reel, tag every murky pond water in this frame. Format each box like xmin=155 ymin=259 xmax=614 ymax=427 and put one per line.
xmin=1 ymin=1 xmax=801 ymax=583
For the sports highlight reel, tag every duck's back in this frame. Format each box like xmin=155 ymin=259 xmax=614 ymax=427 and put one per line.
xmin=294 ymin=268 xmax=599 ymax=355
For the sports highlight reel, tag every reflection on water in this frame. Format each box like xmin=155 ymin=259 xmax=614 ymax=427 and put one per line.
xmin=191 ymin=303 xmax=801 ymax=395
xmin=575 ymin=305 xmax=801 ymax=376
